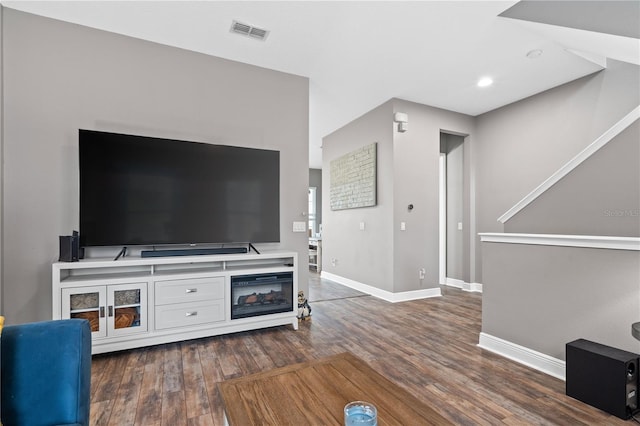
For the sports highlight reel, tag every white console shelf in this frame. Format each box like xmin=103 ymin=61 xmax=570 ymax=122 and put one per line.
xmin=52 ymin=250 xmax=298 ymax=354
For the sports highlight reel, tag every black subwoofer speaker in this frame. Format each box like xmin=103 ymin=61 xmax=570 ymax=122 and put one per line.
xmin=566 ymin=339 xmax=639 ymax=419
xmin=59 ymin=230 xmax=81 ymax=262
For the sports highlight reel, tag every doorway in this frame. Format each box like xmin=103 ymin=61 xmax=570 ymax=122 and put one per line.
xmin=308 ymin=187 xmax=318 ymax=236
xmin=439 ymin=133 xmax=465 ymax=286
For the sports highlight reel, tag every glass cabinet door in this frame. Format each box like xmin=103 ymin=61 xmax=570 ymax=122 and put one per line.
xmin=107 ymin=282 xmax=148 ymax=337
xmin=61 ymin=286 xmax=107 ymax=338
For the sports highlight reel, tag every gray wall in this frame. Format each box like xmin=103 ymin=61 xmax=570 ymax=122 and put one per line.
xmin=478 ymin=59 xmax=640 ymax=362
xmin=390 ymin=99 xmax=475 ymax=291
xmin=505 ymin=120 xmax=640 ymax=236
xmin=322 ymin=101 xmax=395 ymax=291
xmin=322 ymin=59 xmax=638 ymax=296
xmin=475 ymin=60 xmax=640 ymax=280
xmin=1 ymin=9 xmax=309 ymax=324
xmin=309 ymin=168 xmax=322 ymax=235
xmin=322 ymin=98 xmax=475 ymax=293
xmin=482 ymin=242 xmax=640 ymax=358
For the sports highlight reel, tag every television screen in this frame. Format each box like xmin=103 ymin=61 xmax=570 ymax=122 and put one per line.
xmin=79 ymin=130 xmax=280 ymax=247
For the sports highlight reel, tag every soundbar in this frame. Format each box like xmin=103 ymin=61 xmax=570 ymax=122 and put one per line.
xmin=141 ymin=247 xmax=248 ymax=258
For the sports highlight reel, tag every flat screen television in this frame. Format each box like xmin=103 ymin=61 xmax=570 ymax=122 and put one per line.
xmin=79 ymin=130 xmax=280 ymax=247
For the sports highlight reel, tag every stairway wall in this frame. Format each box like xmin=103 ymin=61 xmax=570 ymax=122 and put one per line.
xmin=505 ymin=119 xmax=639 ymax=236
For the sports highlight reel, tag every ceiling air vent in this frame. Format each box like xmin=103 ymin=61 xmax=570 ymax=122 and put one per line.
xmin=230 ymin=20 xmax=269 ymax=41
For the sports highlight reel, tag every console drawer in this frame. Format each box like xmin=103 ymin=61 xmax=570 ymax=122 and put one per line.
xmin=155 ymin=300 xmax=225 ymax=330
xmin=155 ymin=276 xmax=224 ymax=305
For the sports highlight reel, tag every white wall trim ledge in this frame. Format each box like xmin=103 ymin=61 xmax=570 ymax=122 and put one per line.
xmin=478 ymin=333 xmax=566 ymax=381
xmin=497 ymin=105 xmax=640 ymax=224
xmin=321 ymin=271 xmax=441 ymax=302
xmin=479 ymin=233 xmax=640 ymax=251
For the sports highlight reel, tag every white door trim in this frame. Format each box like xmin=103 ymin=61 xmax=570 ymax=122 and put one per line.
xmin=439 ymin=153 xmax=446 ymax=285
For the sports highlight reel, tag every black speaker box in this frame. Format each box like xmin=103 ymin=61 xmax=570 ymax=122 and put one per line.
xmin=59 ymin=231 xmax=81 ymax=262
xmin=566 ymin=339 xmax=639 ymax=419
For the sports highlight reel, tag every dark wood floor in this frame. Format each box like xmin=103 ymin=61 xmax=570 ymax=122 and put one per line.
xmin=90 ymin=272 xmax=629 ymax=425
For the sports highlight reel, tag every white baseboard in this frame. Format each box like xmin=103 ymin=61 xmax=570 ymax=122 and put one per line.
xmin=444 ymin=277 xmax=483 ymax=293
xmin=478 ymin=332 xmax=566 ymax=380
xmin=468 ymin=282 xmax=483 ymax=292
xmin=444 ymin=277 xmax=464 ymax=288
xmin=320 ymin=271 xmax=441 ymax=302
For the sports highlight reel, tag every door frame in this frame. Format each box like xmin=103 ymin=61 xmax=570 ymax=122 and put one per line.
xmin=439 ymin=153 xmax=447 ymax=285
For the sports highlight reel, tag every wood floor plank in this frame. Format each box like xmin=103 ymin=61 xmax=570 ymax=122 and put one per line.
xmin=225 ymin=333 xmax=261 ymax=375
xmin=181 ymin=342 xmax=211 ymax=419
xmin=243 ymin=332 xmax=278 ymax=371
xmin=89 ymin=399 xmax=115 ymax=426
xmin=162 ymin=343 xmax=184 ymax=394
xmin=252 ymin=327 xmax=304 ymax=368
xmin=90 ymin=354 xmax=111 ymax=401
xmin=187 ymin=414 xmax=215 ymax=426
xmin=197 ymin=348 xmax=228 ymax=426
xmin=161 ymin=390 xmax=187 ymax=426
xmin=210 ymin=335 xmax=243 ymax=379
xmin=135 ymin=346 xmax=164 ymax=425
xmin=92 ymin=351 xmax=131 ymax=403
xmin=106 ymin=349 xmax=147 ymax=426
xmin=91 ymin=275 xmax=630 ymax=426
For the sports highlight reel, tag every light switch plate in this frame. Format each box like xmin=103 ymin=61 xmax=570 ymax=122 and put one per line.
xmin=293 ymin=221 xmax=307 ymax=232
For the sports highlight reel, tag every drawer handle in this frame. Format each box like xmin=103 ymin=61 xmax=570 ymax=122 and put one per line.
xmin=185 ymin=311 xmax=198 ymax=317
xmin=185 ymin=288 xmax=198 ymax=293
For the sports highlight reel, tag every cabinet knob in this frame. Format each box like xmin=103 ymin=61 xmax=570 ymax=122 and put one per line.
xmin=185 ymin=288 xmax=198 ymax=293
xmin=185 ymin=311 xmax=198 ymax=317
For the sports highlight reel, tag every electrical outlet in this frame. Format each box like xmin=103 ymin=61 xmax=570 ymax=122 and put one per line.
xmin=419 ymin=268 xmax=426 ymax=279
xmin=331 ymin=258 xmax=337 ymax=267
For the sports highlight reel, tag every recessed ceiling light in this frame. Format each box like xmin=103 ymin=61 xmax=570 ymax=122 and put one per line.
xmin=526 ymin=49 xmax=543 ymax=59
xmin=477 ymin=77 xmax=493 ymax=88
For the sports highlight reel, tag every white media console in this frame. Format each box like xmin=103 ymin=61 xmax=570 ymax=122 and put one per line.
xmin=52 ymin=250 xmax=298 ymax=354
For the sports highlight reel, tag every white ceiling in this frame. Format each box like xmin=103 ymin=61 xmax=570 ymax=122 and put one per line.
xmin=3 ymin=1 xmax=637 ymax=169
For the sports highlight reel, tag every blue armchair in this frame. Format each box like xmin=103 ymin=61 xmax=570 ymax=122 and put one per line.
xmin=1 ymin=319 xmax=91 ymax=426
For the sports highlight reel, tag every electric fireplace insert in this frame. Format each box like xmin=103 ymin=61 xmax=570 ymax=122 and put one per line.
xmin=231 ymin=272 xmax=293 ymax=320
